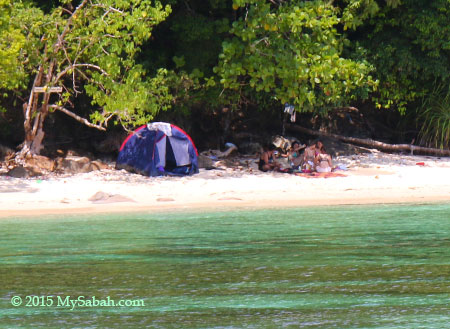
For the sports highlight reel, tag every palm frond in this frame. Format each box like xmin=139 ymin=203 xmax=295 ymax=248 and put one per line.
xmin=417 ymin=83 xmax=450 ymax=149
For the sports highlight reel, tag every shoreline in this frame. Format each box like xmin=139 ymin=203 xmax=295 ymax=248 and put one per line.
xmin=1 ymin=198 xmax=450 ymax=220
xmin=1 ymin=152 xmax=450 ymax=219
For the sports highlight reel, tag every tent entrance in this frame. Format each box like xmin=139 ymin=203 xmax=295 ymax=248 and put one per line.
xmin=165 ymin=139 xmax=177 ymax=171
xmin=164 ymin=137 xmax=191 ymax=175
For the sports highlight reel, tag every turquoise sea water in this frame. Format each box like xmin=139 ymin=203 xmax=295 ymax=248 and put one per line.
xmin=1 ymin=203 xmax=449 ymax=328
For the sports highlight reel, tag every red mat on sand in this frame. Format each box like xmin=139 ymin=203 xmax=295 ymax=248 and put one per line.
xmin=294 ymin=172 xmax=346 ymax=178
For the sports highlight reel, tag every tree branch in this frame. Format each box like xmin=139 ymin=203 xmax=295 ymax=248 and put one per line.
xmin=108 ymin=6 xmax=125 ymax=15
xmin=73 ymin=63 xmax=110 ymax=77
xmin=25 ymin=67 xmax=41 ymax=124
xmin=49 ymin=104 xmax=106 ymax=131
xmin=55 ymin=63 xmax=110 ymax=83
xmin=286 ymin=124 xmax=450 ymax=156
xmin=98 ymin=4 xmax=125 ymax=21
xmin=59 ymin=0 xmax=89 ymax=43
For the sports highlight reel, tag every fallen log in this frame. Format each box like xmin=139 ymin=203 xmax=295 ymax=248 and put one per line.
xmin=286 ymin=124 xmax=450 ymax=157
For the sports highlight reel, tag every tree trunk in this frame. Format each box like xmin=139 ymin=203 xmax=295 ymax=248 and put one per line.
xmin=19 ymin=106 xmax=47 ymax=159
xmin=29 ymin=112 xmax=47 ymax=155
xmin=286 ymin=124 xmax=450 ymax=157
xmin=18 ymin=66 xmax=45 ymax=160
xmin=20 ymin=59 xmax=56 ymax=158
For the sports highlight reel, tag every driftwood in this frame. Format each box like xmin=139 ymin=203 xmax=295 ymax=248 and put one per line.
xmin=286 ymin=124 xmax=450 ymax=157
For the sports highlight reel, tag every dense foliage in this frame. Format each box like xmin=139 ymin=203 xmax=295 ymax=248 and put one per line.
xmin=1 ymin=0 xmax=449 ymax=153
xmin=0 ymin=0 xmax=27 ymax=91
xmin=352 ymin=0 xmax=450 ymax=148
xmin=2 ymin=0 xmax=171 ymax=155
xmin=216 ymin=0 xmax=377 ymax=112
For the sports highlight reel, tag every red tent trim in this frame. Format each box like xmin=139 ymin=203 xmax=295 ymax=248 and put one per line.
xmin=119 ymin=125 xmax=146 ymax=152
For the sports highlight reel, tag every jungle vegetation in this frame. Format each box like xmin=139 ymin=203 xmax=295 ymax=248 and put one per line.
xmin=0 ymin=0 xmax=449 ymax=156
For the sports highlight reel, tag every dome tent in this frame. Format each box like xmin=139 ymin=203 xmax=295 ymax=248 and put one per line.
xmin=116 ymin=122 xmax=199 ymax=176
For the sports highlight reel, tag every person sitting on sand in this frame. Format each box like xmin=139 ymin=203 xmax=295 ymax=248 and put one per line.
xmin=258 ymin=144 xmax=282 ymax=172
xmin=301 ymin=142 xmax=317 ymax=172
xmin=314 ymin=141 xmax=333 ymax=173
xmin=287 ymin=141 xmax=304 ymax=169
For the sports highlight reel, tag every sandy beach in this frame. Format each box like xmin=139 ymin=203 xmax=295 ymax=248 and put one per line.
xmin=1 ymin=152 xmax=449 ymax=218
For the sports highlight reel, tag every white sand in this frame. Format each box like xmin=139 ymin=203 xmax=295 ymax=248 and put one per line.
xmin=1 ymin=153 xmax=449 ymax=218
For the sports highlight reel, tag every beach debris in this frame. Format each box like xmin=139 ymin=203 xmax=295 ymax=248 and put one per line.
xmin=88 ymin=191 xmax=134 ymax=204
xmin=197 ymin=155 xmax=214 ymax=169
xmin=0 ymin=144 xmax=14 ymax=161
xmin=272 ymin=135 xmax=304 ymax=153
xmin=90 ymin=160 xmax=110 ymax=171
xmin=201 ymin=142 xmax=238 ymax=159
xmin=25 ymin=155 xmax=56 ymax=172
xmin=56 ymin=156 xmax=91 ymax=173
xmin=3 ymin=152 xmax=110 ymax=177
xmin=199 ymin=143 xmax=239 ymax=169
xmin=56 ymin=156 xmax=109 ymax=174
xmin=6 ymin=164 xmax=48 ymax=178
xmin=7 ymin=166 xmax=30 ymax=178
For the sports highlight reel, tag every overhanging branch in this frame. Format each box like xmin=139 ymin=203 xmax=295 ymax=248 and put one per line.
xmin=49 ymin=104 xmax=106 ymax=131
xmin=286 ymin=124 xmax=450 ymax=157
xmin=72 ymin=63 xmax=110 ymax=77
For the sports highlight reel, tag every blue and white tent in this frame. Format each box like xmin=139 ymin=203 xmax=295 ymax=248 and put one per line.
xmin=116 ymin=122 xmax=199 ymax=176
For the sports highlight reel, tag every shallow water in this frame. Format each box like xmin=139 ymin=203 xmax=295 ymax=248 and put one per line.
xmin=1 ymin=204 xmax=449 ymax=328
